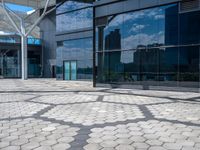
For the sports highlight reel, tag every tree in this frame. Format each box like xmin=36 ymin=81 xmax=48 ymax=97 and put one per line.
xmin=1 ymin=0 xmax=55 ymax=80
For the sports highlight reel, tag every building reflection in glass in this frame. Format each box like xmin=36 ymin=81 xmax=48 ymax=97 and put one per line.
xmin=56 ymin=38 xmax=93 ymax=80
xmin=96 ymin=3 xmax=200 ymax=89
xmin=56 ymin=0 xmax=93 ymax=33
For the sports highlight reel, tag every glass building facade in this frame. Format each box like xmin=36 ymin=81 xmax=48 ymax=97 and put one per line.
xmin=95 ymin=3 xmax=200 ymax=91
xmin=56 ymin=38 xmax=93 ymax=80
xmin=0 ymin=36 xmax=42 ymax=78
xmin=56 ymin=0 xmax=93 ymax=80
xmin=55 ymin=0 xmax=200 ymax=91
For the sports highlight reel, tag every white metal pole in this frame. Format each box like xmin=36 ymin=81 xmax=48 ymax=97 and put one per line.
xmin=21 ymin=35 xmax=28 ymax=80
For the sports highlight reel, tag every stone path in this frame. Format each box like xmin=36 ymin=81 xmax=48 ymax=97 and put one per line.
xmin=0 ymin=79 xmax=200 ymax=150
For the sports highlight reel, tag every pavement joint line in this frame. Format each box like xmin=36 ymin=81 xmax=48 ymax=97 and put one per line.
xmin=154 ymin=118 xmax=200 ymax=127
xmin=138 ymin=105 xmax=154 ymax=119
xmin=33 ymin=105 xmax=56 ymax=118
xmin=96 ymin=95 xmax=104 ymax=102
xmin=0 ymin=89 xmax=199 ymax=103
xmin=0 ymin=116 xmax=32 ymax=121
xmin=68 ymin=127 xmax=92 ymax=150
xmin=0 ymin=79 xmax=200 ymax=150
xmin=28 ymin=100 xmax=99 ymax=106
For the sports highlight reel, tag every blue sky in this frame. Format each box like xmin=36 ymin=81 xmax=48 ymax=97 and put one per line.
xmin=6 ymin=3 xmax=33 ymax=12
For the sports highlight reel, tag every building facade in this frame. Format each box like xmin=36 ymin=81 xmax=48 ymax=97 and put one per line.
xmin=54 ymin=0 xmax=200 ymax=92
xmin=56 ymin=0 xmax=94 ymax=80
xmin=0 ymin=35 xmax=42 ymax=78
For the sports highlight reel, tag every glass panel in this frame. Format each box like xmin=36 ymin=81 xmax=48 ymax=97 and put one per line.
xmin=56 ymin=7 xmax=93 ymax=33
xmin=140 ymin=48 xmax=159 ymax=86
xmin=85 ymin=59 xmax=93 ymax=79
xmin=57 ymin=0 xmax=92 ymax=14
xmin=56 ymin=38 xmax=93 ymax=80
xmin=64 ymin=61 xmax=70 ymax=80
xmin=180 ymin=11 xmax=200 ymax=45
xmin=96 ymin=4 xmax=185 ymax=88
xmin=56 ymin=46 xmax=63 ymax=79
xmin=179 ymin=46 xmax=199 ymax=89
xmin=3 ymin=50 xmax=20 ymax=78
xmin=28 ymin=51 xmax=41 ymax=77
xmin=164 ymin=5 xmax=179 ymax=46
xmin=77 ymin=60 xmax=86 ymax=79
xmin=158 ymin=47 xmax=178 ymax=87
xmin=71 ymin=61 xmax=77 ymax=80
xmin=0 ymin=55 xmax=2 ymax=76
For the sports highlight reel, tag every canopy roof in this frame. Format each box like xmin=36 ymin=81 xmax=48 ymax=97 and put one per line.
xmin=0 ymin=0 xmax=56 ymax=38
xmin=3 ymin=0 xmax=55 ymax=9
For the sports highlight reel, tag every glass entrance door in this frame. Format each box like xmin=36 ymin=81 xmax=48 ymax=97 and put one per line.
xmin=64 ymin=61 xmax=77 ymax=80
xmin=70 ymin=61 xmax=77 ymax=80
xmin=64 ymin=61 xmax=70 ymax=80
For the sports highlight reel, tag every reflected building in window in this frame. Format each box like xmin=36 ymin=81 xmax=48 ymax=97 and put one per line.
xmin=56 ymin=0 xmax=94 ymax=80
xmin=53 ymin=0 xmax=200 ymax=92
xmin=94 ymin=0 xmax=200 ymax=92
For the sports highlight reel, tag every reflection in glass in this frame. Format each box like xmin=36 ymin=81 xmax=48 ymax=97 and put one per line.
xmin=57 ymin=0 xmax=92 ymax=14
xmin=57 ymin=7 xmax=92 ymax=32
xmin=179 ymin=47 xmax=199 ymax=88
xmin=64 ymin=61 xmax=70 ymax=80
xmin=71 ymin=61 xmax=77 ymax=80
xmin=96 ymin=3 xmax=200 ymax=90
xmin=0 ymin=50 xmax=20 ymax=78
xmin=56 ymin=38 xmax=93 ymax=80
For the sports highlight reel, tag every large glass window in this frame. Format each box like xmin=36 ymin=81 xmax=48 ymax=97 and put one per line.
xmin=96 ymin=3 xmax=200 ymax=90
xmin=179 ymin=46 xmax=199 ymax=88
xmin=56 ymin=1 xmax=93 ymax=33
xmin=57 ymin=0 xmax=93 ymax=14
xmin=56 ymin=37 xmax=93 ymax=80
xmin=180 ymin=11 xmax=200 ymax=45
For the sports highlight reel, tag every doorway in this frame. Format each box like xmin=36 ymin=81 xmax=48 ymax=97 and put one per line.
xmin=64 ymin=61 xmax=77 ymax=80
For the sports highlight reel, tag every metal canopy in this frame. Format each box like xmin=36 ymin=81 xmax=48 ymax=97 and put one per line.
xmin=0 ymin=0 xmax=56 ymax=38
xmin=0 ymin=6 xmax=40 ymax=38
xmin=3 ymin=0 xmax=55 ymax=9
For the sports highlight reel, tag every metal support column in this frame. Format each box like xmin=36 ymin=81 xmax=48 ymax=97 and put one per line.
xmin=21 ymin=36 xmax=28 ymax=80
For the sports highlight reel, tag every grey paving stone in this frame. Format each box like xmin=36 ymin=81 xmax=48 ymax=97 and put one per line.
xmin=21 ymin=142 xmax=40 ymax=150
xmin=0 ymin=142 xmax=10 ymax=148
xmin=116 ymin=144 xmax=135 ymax=150
xmin=0 ymin=79 xmax=200 ymax=150
xmin=52 ymin=143 xmax=71 ymax=150
xmin=2 ymin=146 xmax=20 ymax=150
xmin=84 ymin=144 xmax=102 ymax=150
xmin=100 ymin=140 xmax=118 ymax=148
xmin=163 ymin=143 xmax=183 ymax=149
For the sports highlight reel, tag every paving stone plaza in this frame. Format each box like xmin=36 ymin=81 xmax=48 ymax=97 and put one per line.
xmin=0 ymin=79 xmax=200 ymax=150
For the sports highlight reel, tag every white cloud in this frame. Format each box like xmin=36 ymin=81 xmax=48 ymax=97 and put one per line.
xmin=121 ymin=31 xmax=165 ymax=63
xmin=107 ymin=7 xmax=165 ymax=28
xmin=154 ymin=15 xmax=165 ymax=20
xmin=130 ymin=24 xmax=146 ymax=33
xmin=108 ymin=12 xmax=145 ymax=27
xmin=122 ymin=32 xmax=164 ymax=50
xmin=57 ymin=8 xmax=92 ymax=32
